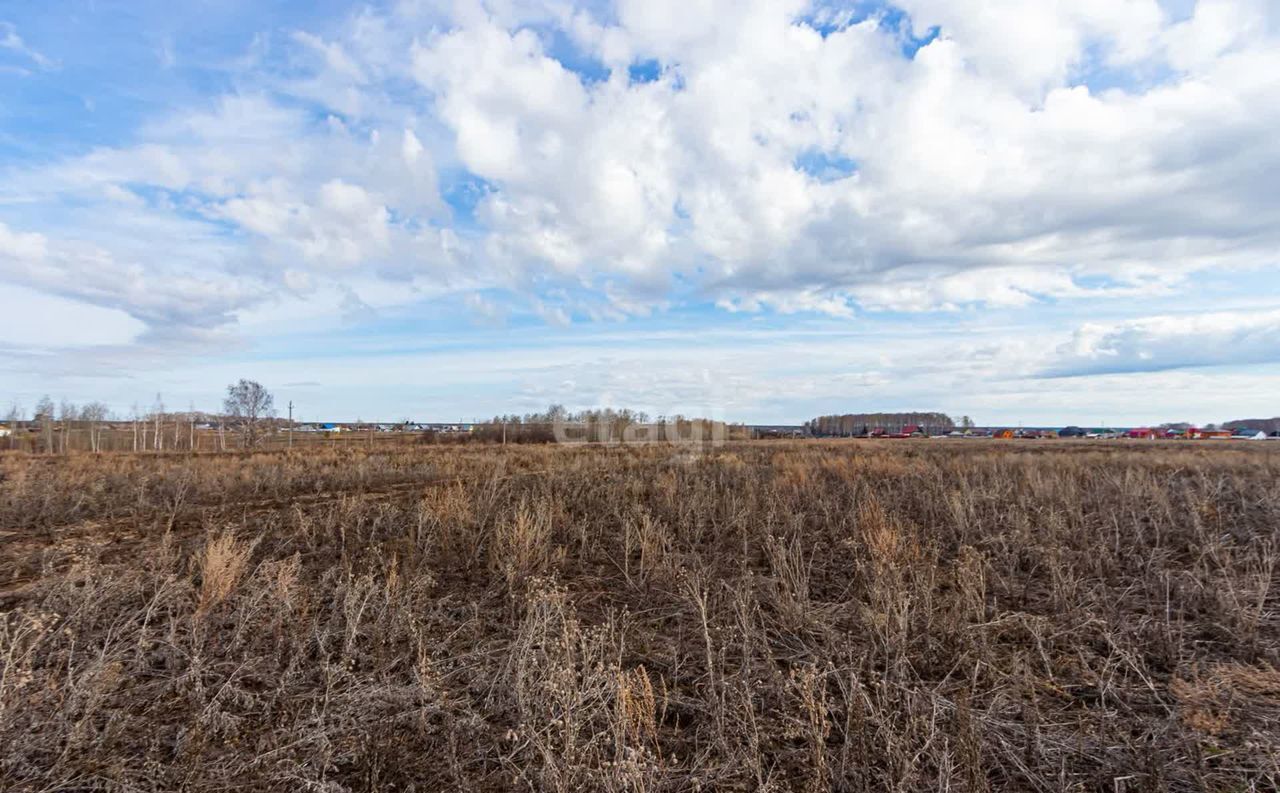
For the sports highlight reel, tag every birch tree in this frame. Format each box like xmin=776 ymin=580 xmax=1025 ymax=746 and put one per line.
xmin=223 ymin=380 xmax=274 ymax=447
xmin=80 ymin=402 xmax=109 ymax=452
xmin=58 ymin=400 xmax=76 ymax=453
xmin=34 ymin=396 xmax=54 ymax=453
xmin=152 ymin=394 xmax=165 ymax=451
xmin=4 ymin=403 xmax=22 ymax=451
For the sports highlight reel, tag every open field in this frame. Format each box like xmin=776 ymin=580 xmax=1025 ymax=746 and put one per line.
xmin=1 ymin=441 xmax=1278 ymax=791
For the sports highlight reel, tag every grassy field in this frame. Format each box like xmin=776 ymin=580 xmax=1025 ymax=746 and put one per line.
xmin=1 ymin=441 xmax=1278 ymax=791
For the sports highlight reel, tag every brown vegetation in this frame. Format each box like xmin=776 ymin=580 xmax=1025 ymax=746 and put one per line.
xmin=1 ymin=441 xmax=1278 ymax=790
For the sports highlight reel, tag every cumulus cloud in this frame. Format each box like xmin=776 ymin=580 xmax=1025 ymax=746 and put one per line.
xmin=0 ymin=91 xmax=460 ymax=337
xmin=399 ymin=0 xmax=1280 ymax=314
xmin=3 ymin=0 xmax=1280 ymax=345
xmin=217 ymin=179 xmax=392 ymax=269
xmin=890 ymin=0 xmax=1167 ymax=94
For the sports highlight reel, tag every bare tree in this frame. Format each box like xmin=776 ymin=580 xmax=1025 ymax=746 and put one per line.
xmin=131 ymin=402 xmax=141 ymax=452
xmin=223 ymin=380 xmax=274 ymax=447
xmin=80 ymin=402 xmax=110 ymax=453
xmin=3 ymin=403 xmax=22 ymax=451
xmin=152 ymin=394 xmax=165 ymax=451
xmin=34 ymin=395 xmax=54 ymax=454
xmin=58 ymin=399 xmax=76 ymax=454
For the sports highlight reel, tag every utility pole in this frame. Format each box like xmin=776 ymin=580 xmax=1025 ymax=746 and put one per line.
xmin=288 ymin=401 xmax=294 ymax=449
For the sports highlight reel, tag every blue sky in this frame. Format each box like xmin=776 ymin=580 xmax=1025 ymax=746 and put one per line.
xmin=2 ymin=0 xmax=1279 ymax=425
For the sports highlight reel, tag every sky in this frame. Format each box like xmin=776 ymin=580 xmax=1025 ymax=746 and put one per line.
xmin=1 ymin=0 xmax=1279 ymax=426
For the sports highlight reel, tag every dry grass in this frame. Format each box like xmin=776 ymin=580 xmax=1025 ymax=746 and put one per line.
xmin=1 ymin=440 xmax=1278 ymax=791
xmin=196 ymin=532 xmax=258 ymax=615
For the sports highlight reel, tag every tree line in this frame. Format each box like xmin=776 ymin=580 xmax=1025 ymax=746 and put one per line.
xmin=3 ymin=389 xmax=752 ymax=453
xmin=470 ymin=404 xmax=749 ymax=444
xmin=3 ymin=379 xmax=276 ymax=453
xmin=806 ymin=412 xmax=961 ymax=437
xmin=1221 ymin=417 xmax=1280 ymax=434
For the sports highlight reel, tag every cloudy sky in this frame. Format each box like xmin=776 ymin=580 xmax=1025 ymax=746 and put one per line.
xmin=2 ymin=0 xmax=1278 ymax=425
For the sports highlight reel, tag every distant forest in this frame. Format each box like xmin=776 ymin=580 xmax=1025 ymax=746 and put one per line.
xmin=473 ymin=405 xmax=748 ymax=444
xmin=806 ymin=412 xmax=958 ymax=437
xmin=1223 ymin=417 xmax=1280 ymax=433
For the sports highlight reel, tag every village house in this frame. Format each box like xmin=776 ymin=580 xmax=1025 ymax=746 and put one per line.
xmin=1233 ymin=429 xmax=1268 ymax=440
xmin=1187 ymin=428 xmax=1234 ymax=439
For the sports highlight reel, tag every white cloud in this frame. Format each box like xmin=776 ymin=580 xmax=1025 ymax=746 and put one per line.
xmin=216 ymin=179 xmax=392 ymax=268
xmin=0 ymin=21 xmax=53 ymax=71
xmin=0 ymin=91 xmax=458 ymax=336
xmin=3 ymin=0 xmax=1280 ymax=417
xmin=1162 ymin=0 xmax=1274 ymax=71
xmin=464 ymin=291 xmax=510 ymax=326
xmin=0 ymin=222 xmax=268 ymax=332
xmin=1044 ymin=308 xmax=1280 ymax=376
xmin=413 ymin=20 xmax=682 ymax=279
xmin=397 ymin=0 xmax=1280 ymax=315
xmin=26 ymin=311 xmax=1261 ymax=426
xmin=0 ymin=284 xmax=145 ymax=347
xmin=10 ymin=1 xmax=1280 ymax=326
xmin=0 ymin=222 xmax=47 ymax=260
xmin=892 ymin=0 xmax=1167 ymax=95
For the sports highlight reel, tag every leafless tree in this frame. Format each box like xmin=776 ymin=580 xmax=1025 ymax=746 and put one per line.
xmin=3 ymin=403 xmax=22 ymax=451
xmin=34 ymin=395 xmax=54 ymax=454
xmin=80 ymin=402 xmax=110 ymax=452
xmin=131 ymin=402 xmax=141 ymax=452
xmin=58 ymin=399 xmax=76 ymax=454
xmin=223 ymin=379 xmax=274 ymax=447
xmin=152 ymin=394 xmax=165 ymax=451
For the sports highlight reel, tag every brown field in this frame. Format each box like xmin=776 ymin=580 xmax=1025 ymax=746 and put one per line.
xmin=1 ymin=441 xmax=1278 ymax=791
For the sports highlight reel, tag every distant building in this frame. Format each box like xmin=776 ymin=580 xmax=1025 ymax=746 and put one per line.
xmin=748 ymin=425 xmax=808 ymax=439
xmin=415 ymin=422 xmax=474 ymax=433
xmin=1198 ymin=429 xmax=1234 ymax=439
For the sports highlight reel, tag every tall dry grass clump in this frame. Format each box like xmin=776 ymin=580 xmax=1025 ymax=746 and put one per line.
xmin=195 ymin=531 xmax=257 ymax=615
xmin=623 ymin=509 xmax=673 ymax=587
xmin=492 ymin=498 xmax=563 ymax=591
